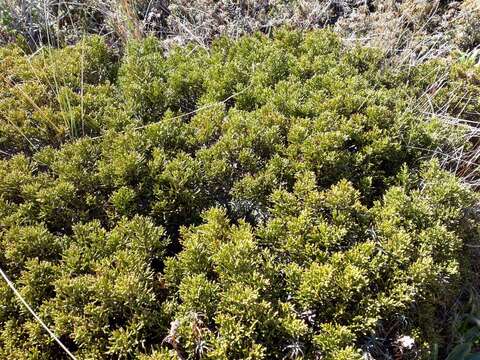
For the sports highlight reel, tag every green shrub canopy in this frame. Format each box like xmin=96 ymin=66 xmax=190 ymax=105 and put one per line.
xmin=0 ymin=30 xmax=479 ymax=359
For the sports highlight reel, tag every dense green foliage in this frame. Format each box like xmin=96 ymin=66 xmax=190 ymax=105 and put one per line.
xmin=0 ymin=29 xmax=479 ymax=359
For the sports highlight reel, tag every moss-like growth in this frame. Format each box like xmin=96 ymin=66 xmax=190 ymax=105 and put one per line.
xmin=0 ymin=29 xmax=479 ymax=359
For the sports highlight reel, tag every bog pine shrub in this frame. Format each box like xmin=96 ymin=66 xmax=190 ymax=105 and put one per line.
xmin=0 ymin=29 xmax=479 ymax=359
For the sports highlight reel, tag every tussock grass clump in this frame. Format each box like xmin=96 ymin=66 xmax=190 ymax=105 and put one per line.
xmin=0 ymin=36 xmax=116 ymax=155
xmin=2 ymin=1 xmax=480 ymax=59
xmin=0 ymin=29 xmax=479 ymax=359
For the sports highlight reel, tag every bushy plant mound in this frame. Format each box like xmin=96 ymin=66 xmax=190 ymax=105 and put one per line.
xmin=0 ymin=30 xmax=479 ymax=359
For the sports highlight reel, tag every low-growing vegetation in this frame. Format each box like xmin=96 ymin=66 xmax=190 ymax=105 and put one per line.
xmin=0 ymin=28 xmax=480 ymax=359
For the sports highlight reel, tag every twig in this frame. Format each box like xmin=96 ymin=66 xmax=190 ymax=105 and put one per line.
xmin=0 ymin=267 xmax=77 ymax=360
